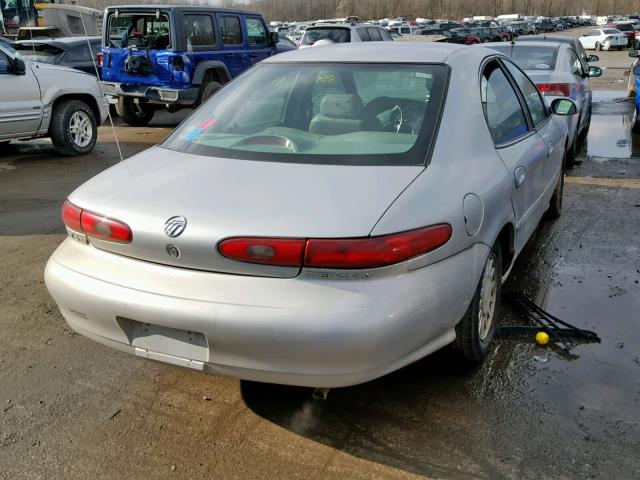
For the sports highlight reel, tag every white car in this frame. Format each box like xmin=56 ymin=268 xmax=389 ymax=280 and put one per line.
xmin=0 ymin=44 xmax=107 ymax=155
xmin=579 ymin=28 xmax=627 ymax=51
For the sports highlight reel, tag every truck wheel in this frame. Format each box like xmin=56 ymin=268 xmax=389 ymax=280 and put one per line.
xmin=200 ymin=81 xmax=222 ymax=103
xmin=454 ymin=242 xmax=502 ymax=362
xmin=50 ymin=99 xmax=97 ymax=156
xmin=120 ymin=98 xmax=154 ymax=126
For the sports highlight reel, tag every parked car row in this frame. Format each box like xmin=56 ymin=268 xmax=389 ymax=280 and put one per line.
xmin=8 ymin=5 xmax=638 ymax=390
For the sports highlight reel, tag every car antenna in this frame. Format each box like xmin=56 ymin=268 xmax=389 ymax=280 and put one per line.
xmin=79 ymin=12 xmax=124 ymax=162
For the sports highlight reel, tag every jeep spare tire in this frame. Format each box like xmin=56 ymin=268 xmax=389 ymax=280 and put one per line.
xmin=119 ymin=97 xmax=154 ymax=126
xmin=50 ymin=99 xmax=97 ymax=156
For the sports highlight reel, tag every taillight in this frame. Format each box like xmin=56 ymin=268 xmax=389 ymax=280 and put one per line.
xmin=536 ymin=83 xmax=571 ymax=97
xmin=217 ymin=224 xmax=452 ymax=270
xmin=304 ymin=225 xmax=452 ymax=269
xmin=96 ymin=52 xmax=103 ymax=68
xmin=61 ymin=200 xmax=132 ymax=244
xmin=62 ymin=200 xmax=82 ymax=232
xmin=218 ymin=238 xmax=305 ymax=267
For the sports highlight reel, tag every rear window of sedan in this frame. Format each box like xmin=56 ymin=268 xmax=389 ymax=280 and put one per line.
xmin=301 ymin=28 xmax=350 ymax=45
xmin=12 ymin=43 xmax=64 ymax=64
xmin=162 ymin=63 xmax=449 ymax=166
xmin=487 ymin=45 xmax=558 ymax=70
xmin=615 ymin=24 xmax=633 ymax=31
xmin=603 ymin=28 xmax=622 ymax=34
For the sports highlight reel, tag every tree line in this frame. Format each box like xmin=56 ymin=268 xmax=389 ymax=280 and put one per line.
xmin=77 ymin=0 xmax=640 ymax=21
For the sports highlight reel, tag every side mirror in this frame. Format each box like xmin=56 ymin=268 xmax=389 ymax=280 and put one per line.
xmin=587 ymin=66 xmax=603 ymax=77
xmin=551 ymin=98 xmax=577 ymax=115
xmin=269 ymin=31 xmax=279 ymax=45
xmin=629 ymin=50 xmax=639 ymax=57
xmin=12 ymin=57 xmax=26 ymax=75
xmin=588 ymin=54 xmax=599 ymax=62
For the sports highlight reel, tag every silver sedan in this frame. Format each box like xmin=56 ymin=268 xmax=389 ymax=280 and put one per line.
xmin=45 ymin=43 xmax=576 ymax=388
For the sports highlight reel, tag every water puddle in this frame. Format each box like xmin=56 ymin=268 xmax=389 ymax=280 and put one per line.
xmin=582 ymin=90 xmax=640 ymax=158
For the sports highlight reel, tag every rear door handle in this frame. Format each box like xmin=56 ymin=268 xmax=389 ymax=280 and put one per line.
xmin=224 ymin=53 xmax=236 ymax=59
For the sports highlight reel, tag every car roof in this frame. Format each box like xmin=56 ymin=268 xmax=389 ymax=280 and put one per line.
xmin=307 ymin=23 xmax=381 ymax=30
xmin=517 ymin=35 xmax=578 ymax=44
xmin=13 ymin=36 xmax=100 ymax=48
xmin=484 ymin=41 xmax=563 ymax=50
xmin=264 ymin=41 xmax=468 ymax=64
xmin=104 ymin=5 xmax=259 ymax=15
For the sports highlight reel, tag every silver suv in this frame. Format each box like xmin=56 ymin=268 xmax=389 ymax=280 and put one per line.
xmin=299 ymin=23 xmax=393 ymax=48
xmin=0 ymin=45 xmax=107 ymax=155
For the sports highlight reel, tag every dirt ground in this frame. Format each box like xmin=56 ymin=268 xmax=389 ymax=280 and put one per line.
xmin=1 ymin=30 xmax=639 ymax=480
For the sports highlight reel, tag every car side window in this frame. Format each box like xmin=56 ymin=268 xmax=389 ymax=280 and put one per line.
xmin=568 ymin=49 xmax=583 ymax=76
xmin=63 ymin=44 xmax=92 ymax=63
xmin=220 ymin=16 xmax=242 ymax=45
xmin=481 ymin=61 xmax=529 ymax=145
xmin=183 ymin=14 xmax=215 ymax=46
xmin=367 ymin=27 xmax=382 ymax=41
xmin=357 ymin=27 xmax=371 ymax=42
xmin=245 ymin=17 xmax=267 ymax=45
xmin=0 ymin=52 xmax=10 ymax=74
xmin=503 ymin=60 xmax=548 ymax=127
xmin=379 ymin=29 xmax=393 ymax=41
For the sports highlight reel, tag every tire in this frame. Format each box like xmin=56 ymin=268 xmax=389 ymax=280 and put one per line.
xmin=616 ymin=46 xmax=623 ymax=51
xmin=578 ymin=106 xmax=591 ymax=140
xmin=546 ymin=161 xmax=564 ymax=219
xmin=454 ymin=243 xmax=502 ymax=362
xmin=632 ymin=107 xmax=640 ymax=134
xmin=595 ymin=42 xmax=602 ymax=52
xmin=565 ymin=136 xmax=576 ymax=168
xmin=49 ymin=99 xmax=97 ymax=156
xmin=200 ymin=81 xmax=222 ymax=102
xmin=119 ymin=97 xmax=154 ymax=126
xmin=108 ymin=104 xmax=119 ymax=118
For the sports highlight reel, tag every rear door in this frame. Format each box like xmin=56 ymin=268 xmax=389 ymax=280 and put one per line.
xmin=503 ymin=60 xmax=563 ymax=190
xmin=0 ymin=54 xmax=42 ymax=138
xmin=481 ymin=59 xmax=548 ymax=251
xmin=216 ymin=13 xmax=249 ymax=77
xmin=244 ymin=15 xmax=272 ymax=65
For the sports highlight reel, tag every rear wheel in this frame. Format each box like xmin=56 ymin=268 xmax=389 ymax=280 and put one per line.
xmin=49 ymin=99 xmax=97 ymax=156
xmin=119 ymin=97 xmax=154 ymax=126
xmin=200 ymin=81 xmax=222 ymax=103
xmin=455 ymin=243 xmax=502 ymax=362
xmin=595 ymin=42 xmax=602 ymax=51
xmin=546 ymin=161 xmax=564 ymax=219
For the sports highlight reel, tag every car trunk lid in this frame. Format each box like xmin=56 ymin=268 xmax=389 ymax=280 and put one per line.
xmin=68 ymin=147 xmax=424 ymax=278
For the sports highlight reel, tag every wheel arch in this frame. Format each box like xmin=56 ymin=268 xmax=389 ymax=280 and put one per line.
xmin=48 ymin=94 xmax=101 ymax=133
xmin=192 ymin=61 xmax=231 ymax=86
xmin=495 ymin=223 xmax=515 ymax=275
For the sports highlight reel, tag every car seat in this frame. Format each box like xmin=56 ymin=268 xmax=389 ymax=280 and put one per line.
xmin=308 ymin=94 xmax=364 ymax=135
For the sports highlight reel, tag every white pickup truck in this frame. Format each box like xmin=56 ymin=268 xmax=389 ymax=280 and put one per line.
xmin=0 ymin=44 xmax=107 ymax=155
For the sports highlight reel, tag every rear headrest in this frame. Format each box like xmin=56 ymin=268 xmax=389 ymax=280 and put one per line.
xmin=319 ymin=94 xmax=363 ymax=119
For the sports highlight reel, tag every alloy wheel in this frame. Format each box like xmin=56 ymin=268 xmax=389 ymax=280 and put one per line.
xmin=68 ymin=111 xmax=93 ymax=148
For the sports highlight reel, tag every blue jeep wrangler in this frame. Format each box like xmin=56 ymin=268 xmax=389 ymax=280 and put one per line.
xmin=100 ymin=5 xmax=279 ymax=126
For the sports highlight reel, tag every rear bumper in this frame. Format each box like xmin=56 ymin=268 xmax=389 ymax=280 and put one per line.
xmin=44 ymin=238 xmax=488 ymax=387
xmin=101 ymin=81 xmax=199 ymax=105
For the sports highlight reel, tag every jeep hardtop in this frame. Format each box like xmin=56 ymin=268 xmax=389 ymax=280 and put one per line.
xmin=100 ymin=5 xmax=278 ymax=126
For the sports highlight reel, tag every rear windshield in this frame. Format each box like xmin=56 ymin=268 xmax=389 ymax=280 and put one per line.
xmin=13 ymin=43 xmax=63 ymax=63
xmin=615 ymin=24 xmax=633 ymax=31
xmin=603 ymin=28 xmax=621 ymax=34
xmin=489 ymin=45 xmax=558 ymax=70
xmin=163 ymin=63 xmax=448 ymax=166
xmin=301 ymin=28 xmax=350 ymax=45
xmin=106 ymin=12 xmax=170 ymax=49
